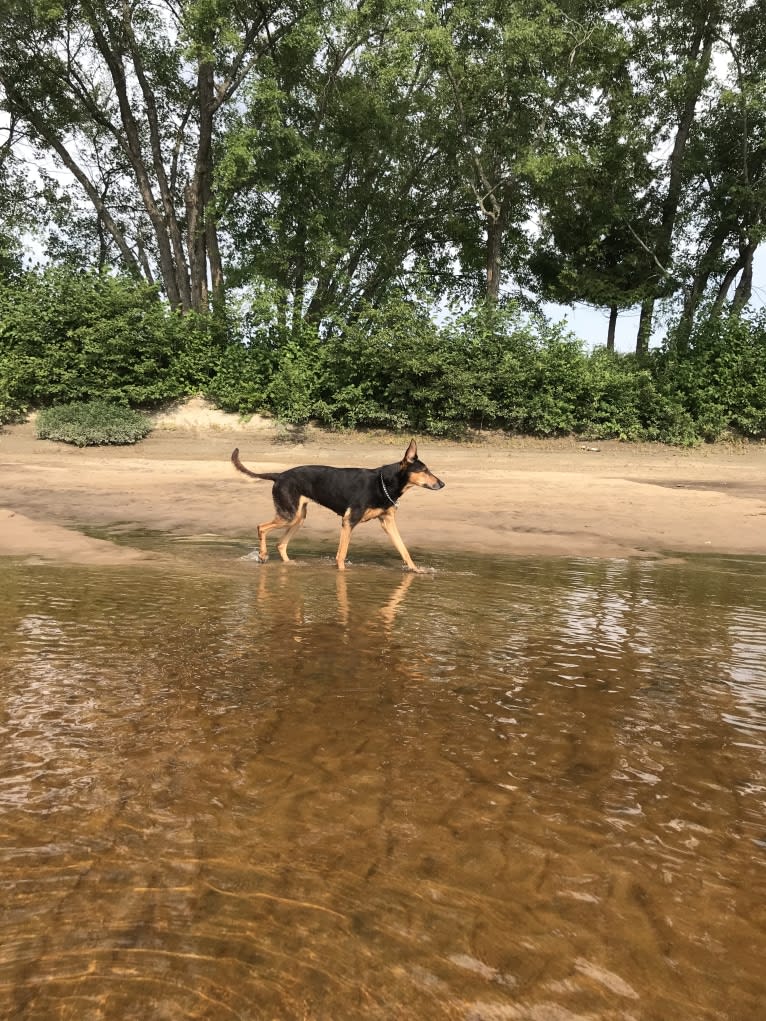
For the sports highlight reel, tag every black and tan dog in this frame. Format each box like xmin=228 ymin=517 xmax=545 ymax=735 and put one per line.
xmin=231 ymin=439 xmax=444 ymax=571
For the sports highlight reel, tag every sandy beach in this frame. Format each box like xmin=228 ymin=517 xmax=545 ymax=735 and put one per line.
xmin=1 ymin=400 xmax=765 ymax=566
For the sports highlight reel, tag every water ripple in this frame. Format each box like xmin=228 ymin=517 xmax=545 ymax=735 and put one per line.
xmin=0 ymin=552 xmax=765 ymax=1019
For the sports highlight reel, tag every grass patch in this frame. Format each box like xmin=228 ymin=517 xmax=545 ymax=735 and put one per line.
xmin=36 ymin=401 xmax=153 ymax=446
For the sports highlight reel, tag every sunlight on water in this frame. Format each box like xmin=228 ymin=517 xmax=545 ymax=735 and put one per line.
xmin=1 ymin=544 xmax=765 ymax=1020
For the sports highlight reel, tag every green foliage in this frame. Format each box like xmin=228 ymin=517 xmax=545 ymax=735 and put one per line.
xmin=314 ymin=300 xmax=447 ymax=432
xmin=204 ymin=339 xmax=272 ymax=415
xmin=659 ymin=309 xmax=766 ymax=441
xmin=200 ymin=297 xmax=723 ymax=444
xmin=0 ymin=348 xmax=28 ymax=424
xmin=0 ymin=268 xmax=218 ymax=414
xmin=218 ymin=0 xmax=457 ymax=319
xmin=2 ymin=268 xmax=765 ymax=446
xmin=1 ymin=0 xmax=762 ymax=342
xmin=36 ymin=401 xmax=153 ymax=446
xmin=266 ymin=332 xmax=325 ymax=425
xmin=575 ymin=349 xmax=698 ymax=446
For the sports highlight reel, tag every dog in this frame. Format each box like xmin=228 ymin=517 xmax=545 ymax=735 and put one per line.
xmin=231 ymin=439 xmax=444 ymax=571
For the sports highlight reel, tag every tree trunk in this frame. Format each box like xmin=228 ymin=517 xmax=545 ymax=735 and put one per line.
xmin=486 ymin=213 xmax=503 ymax=303
xmin=711 ymin=251 xmax=747 ymax=317
xmin=657 ymin=25 xmax=715 ymax=270
xmin=731 ymin=240 xmax=756 ymax=314
xmin=606 ymin=306 xmax=618 ymax=351
xmin=636 ymin=297 xmax=654 ymax=356
xmin=207 ymin=219 xmax=226 ymax=318
xmin=292 ymin=222 xmax=307 ymax=339
xmin=185 ymin=182 xmax=206 ymax=312
xmin=123 ymin=8 xmax=191 ymax=310
xmin=88 ymin=18 xmax=187 ymax=310
xmin=186 ymin=58 xmax=227 ymax=314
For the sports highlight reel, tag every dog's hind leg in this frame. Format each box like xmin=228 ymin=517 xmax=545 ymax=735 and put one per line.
xmin=276 ymin=498 xmax=308 ymax=563
xmin=255 ymin=482 xmax=304 ymax=563
xmin=255 ymin=514 xmax=289 ymax=562
xmin=335 ymin=511 xmax=355 ymax=571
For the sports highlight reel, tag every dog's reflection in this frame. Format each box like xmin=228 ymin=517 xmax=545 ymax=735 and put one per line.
xmin=245 ymin=561 xmax=422 ymax=640
xmin=334 ymin=569 xmax=416 ymax=632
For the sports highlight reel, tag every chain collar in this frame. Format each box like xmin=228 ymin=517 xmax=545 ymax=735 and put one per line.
xmin=379 ymin=472 xmax=399 ymax=507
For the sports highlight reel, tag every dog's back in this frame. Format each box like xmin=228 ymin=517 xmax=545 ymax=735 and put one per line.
xmin=277 ymin=465 xmax=378 ymax=517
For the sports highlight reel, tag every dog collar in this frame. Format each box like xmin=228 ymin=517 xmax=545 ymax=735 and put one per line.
xmin=379 ymin=473 xmax=399 ymax=507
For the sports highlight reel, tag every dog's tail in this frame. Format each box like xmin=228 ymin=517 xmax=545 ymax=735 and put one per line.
xmin=231 ymin=448 xmax=281 ymax=481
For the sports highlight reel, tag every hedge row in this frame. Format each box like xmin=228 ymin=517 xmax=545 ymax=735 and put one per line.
xmin=2 ymin=269 xmax=765 ymax=445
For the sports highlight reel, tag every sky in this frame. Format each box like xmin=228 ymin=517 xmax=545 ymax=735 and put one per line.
xmin=543 ymin=301 xmax=646 ymax=352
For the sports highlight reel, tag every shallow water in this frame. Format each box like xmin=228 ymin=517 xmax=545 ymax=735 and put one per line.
xmin=1 ymin=540 xmax=765 ymax=1020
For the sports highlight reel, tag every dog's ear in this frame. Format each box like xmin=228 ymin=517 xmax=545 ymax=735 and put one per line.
xmin=402 ymin=438 xmax=418 ymax=464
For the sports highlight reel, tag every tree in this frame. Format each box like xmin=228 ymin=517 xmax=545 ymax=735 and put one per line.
xmin=0 ymin=0 xmax=306 ymax=313
xmin=529 ymin=35 xmax=656 ymax=349
xmin=532 ymin=0 xmax=762 ymax=354
xmin=619 ymin=0 xmax=720 ymax=353
xmin=217 ymin=0 xmax=459 ymax=330
xmin=0 ymin=111 xmax=38 ymax=276
xmin=675 ymin=0 xmax=766 ymax=335
xmin=421 ymin=0 xmax=624 ymax=303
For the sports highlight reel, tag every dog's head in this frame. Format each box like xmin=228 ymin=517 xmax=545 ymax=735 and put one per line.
xmin=400 ymin=439 xmax=445 ymax=491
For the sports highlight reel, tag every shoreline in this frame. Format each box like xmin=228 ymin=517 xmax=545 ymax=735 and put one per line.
xmin=2 ymin=409 xmax=765 ymax=566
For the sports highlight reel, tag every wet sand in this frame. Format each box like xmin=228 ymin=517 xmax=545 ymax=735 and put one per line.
xmin=1 ymin=405 xmax=765 ymax=565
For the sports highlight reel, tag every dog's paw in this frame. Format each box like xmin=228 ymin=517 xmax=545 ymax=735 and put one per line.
xmin=241 ymin=550 xmax=268 ymax=563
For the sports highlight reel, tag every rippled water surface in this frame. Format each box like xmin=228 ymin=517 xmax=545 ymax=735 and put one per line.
xmin=1 ymin=541 xmax=765 ymax=1020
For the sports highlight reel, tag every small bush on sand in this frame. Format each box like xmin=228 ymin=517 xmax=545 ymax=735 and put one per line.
xmin=36 ymin=401 xmax=153 ymax=446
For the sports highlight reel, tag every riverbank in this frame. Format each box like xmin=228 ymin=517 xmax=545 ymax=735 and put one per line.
xmin=2 ymin=403 xmax=765 ymax=565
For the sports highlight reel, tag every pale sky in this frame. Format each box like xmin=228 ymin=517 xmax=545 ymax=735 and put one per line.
xmin=543 ymin=301 xmax=648 ymax=352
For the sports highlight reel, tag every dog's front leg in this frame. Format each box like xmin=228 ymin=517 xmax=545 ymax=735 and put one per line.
xmin=379 ymin=512 xmax=424 ymax=572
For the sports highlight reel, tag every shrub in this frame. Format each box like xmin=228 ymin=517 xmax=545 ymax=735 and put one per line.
xmin=204 ymin=296 xmax=710 ymax=442
xmin=313 ymin=298 xmax=446 ymax=431
xmin=204 ymin=339 xmax=272 ymax=414
xmin=659 ymin=308 xmax=766 ymax=440
xmin=0 ymin=371 xmax=26 ymax=425
xmin=311 ymin=299 xmax=583 ymax=436
xmin=36 ymin=401 xmax=153 ymax=446
xmin=6 ymin=265 xmax=764 ymax=446
xmin=0 ymin=268 xmax=221 ymax=409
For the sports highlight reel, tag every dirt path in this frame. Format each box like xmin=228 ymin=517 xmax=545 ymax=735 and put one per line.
xmin=2 ymin=402 xmax=765 ymax=565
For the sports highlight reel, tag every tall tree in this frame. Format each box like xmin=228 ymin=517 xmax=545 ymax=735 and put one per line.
xmin=676 ymin=0 xmax=766 ymax=335
xmin=0 ymin=112 xmax=36 ymax=275
xmin=621 ymin=0 xmax=721 ymax=353
xmin=529 ymin=34 xmax=656 ymax=348
xmin=0 ymin=0 xmax=305 ymax=312
xmin=218 ymin=0 xmax=459 ymax=328
xmin=421 ymin=0 xmax=623 ymax=302
xmin=532 ymin=1 xmax=755 ymax=353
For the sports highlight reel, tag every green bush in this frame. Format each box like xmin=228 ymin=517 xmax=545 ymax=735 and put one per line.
xmin=204 ymin=339 xmax=272 ymax=414
xmin=308 ymin=300 xmax=586 ymax=436
xmin=4 ymin=267 xmax=765 ymax=445
xmin=313 ymin=298 xmax=447 ymax=432
xmin=0 ymin=376 xmax=26 ymax=425
xmin=200 ymin=296 xmax=721 ymax=443
xmin=659 ymin=308 xmax=766 ymax=440
xmin=0 ymin=268 xmax=220 ymax=411
xmin=36 ymin=401 xmax=153 ymax=446
xmin=568 ymin=349 xmax=689 ymax=443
